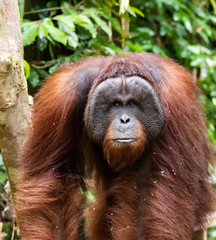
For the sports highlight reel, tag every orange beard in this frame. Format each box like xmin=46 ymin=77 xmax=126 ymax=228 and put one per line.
xmin=103 ymin=123 xmax=147 ymax=171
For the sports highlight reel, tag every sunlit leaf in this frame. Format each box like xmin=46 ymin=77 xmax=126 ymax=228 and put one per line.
xmin=209 ymin=0 xmax=216 ymax=14
xmin=91 ymin=14 xmax=112 ymax=36
xmin=73 ymin=15 xmax=97 ymax=38
xmin=120 ymin=40 xmax=143 ymax=52
xmin=103 ymin=14 xmax=123 ymax=34
xmin=38 ymin=24 xmax=49 ymax=38
xmin=54 ymin=15 xmax=76 ymax=31
xmin=128 ymin=6 xmax=144 ymax=17
xmin=190 ymin=57 xmax=203 ymax=67
xmin=43 ymin=20 xmax=67 ymax=45
xmin=24 ymin=60 xmax=30 ymax=79
xmin=22 ymin=23 xmax=39 ymax=46
xmin=119 ymin=0 xmax=129 ymax=14
xmin=57 ymin=22 xmax=79 ymax=48
xmin=182 ymin=16 xmax=193 ymax=33
xmin=67 ymin=32 xmax=79 ymax=48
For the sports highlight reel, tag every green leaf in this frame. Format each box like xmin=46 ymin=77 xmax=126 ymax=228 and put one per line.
xmin=190 ymin=57 xmax=203 ymax=67
xmin=37 ymin=69 xmax=49 ymax=79
xmin=119 ymin=40 xmax=143 ymax=52
xmin=173 ymin=12 xmax=180 ymax=22
xmin=38 ymin=24 xmax=49 ymax=39
xmin=88 ymin=37 xmax=106 ymax=46
xmin=73 ymin=15 xmax=90 ymax=25
xmin=91 ymin=14 xmax=112 ymax=37
xmin=67 ymin=34 xmax=79 ymax=48
xmin=101 ymin=46 xmax=116 ymax=55
xmin=174 ymin=23 xmax=186 ymax=38
xmin=187 ymin=45 xmax=211 ymax=55
xmin=182 ymin=16 xmax=193 ymax=33
xmin=28 ymin=68 xmax=40 ymax=88
xmin=152 ymin=45 xmax=167 ymax=56
xmin=24 ymin=60 xmax=30 ymax=79
xmin=195 ymin=18 xmax=213 ymax=37
xmin=18 ymin=0 xmax=25 ymax=18
xmin=197 ymin=31 xmax=210 ymax=44
xmin=160 ymin=22 xmax=173 ymax=37
xmin=43 ymin=20 xmax=67 ymax=45
xmin=37 ymin=37 xmax=48 ymax=51
xmin=187 ymin=45 xmax=201 ymax=54
xmin=206 ymin=57 xmax=215 ymax=68
xmin=54 ymin=15 xmax=76 ymax=31
xmin=208 ymin=15 xmax=216 ymax=24
xmin=60 ymin=1 xmax=73 ymax=15
xmin=210 ymin=0 xmax=216 ymax=14
xmin=57 ymin=22 xmax=79 ymax=48
xmin=136 ymin=27 xmax=155 ymax=36
xmin=47 ymin=1 xmax=58 ymax=17
xmin=119 ymin=0 xmax=129 ymax=14
xmin=88 ymin=37 xmax=122 ymax=54
xmin=128 ymin=6 xmax=144 ymax=17
xmin=73 ymin=15 xmax=97 ymax=38
xmin=103 ymin=14 xmax=123 ymax=34
xmin=0 ymin=171 xmax=6 ymax=184
xmin=49 ymin=64 xmax=60 ymax=74
xmin=22 ymin=23 xmax=39 ymax=46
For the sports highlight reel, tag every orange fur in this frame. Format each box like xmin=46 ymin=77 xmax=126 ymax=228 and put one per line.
xmin=15 ymin=53 xmax=214 ymax=240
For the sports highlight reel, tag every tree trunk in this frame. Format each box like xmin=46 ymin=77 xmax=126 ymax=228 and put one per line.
xmin=0 ymin=0 xmax=29 ymax=196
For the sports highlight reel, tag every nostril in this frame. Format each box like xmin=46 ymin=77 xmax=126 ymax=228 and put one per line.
xmin=120 ymin=119 xmax=125 ymax=123
xmin=120 ymin=114 xmax=130 ymax=124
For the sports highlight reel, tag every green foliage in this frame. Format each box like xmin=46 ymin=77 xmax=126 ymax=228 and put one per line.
xmin=21 ymin=0 xmax=131 ymax=94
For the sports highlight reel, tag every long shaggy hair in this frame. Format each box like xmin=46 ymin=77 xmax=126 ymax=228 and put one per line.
xmin=15 ymin=53 xmax=214 ymax=240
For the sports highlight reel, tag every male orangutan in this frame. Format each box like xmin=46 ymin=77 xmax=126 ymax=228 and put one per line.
xmin=15 ymin=53 xmax=214 ymax=240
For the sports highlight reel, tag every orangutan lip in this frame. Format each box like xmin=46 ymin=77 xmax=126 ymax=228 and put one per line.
xmin=114 ymin=138 xmax=136 ymax=143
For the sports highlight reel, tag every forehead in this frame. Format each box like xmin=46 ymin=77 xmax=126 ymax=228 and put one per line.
xmin=95 ymin=76 xmax=149 ymax=96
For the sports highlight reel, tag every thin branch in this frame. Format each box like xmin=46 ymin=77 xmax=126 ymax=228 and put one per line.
xmin=24 ymin=7 xmax=73 ymax=16
xmin=24 ymin=1 xmax=84 ymax=16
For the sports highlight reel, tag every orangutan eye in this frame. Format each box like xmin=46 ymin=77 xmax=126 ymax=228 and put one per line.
xmin=113 ymin=101 xmax=122 ymax=106
xmin=127 ymin=100 xmax=136 ymax=106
